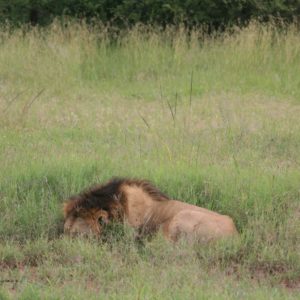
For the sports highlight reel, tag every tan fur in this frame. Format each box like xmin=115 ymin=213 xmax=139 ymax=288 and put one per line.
xmin=63 ymin=178 xmax=237 ymax=242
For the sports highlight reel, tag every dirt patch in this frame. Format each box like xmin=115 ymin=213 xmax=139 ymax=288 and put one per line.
xmin=281 ymin=278 xmax=300 ymax=292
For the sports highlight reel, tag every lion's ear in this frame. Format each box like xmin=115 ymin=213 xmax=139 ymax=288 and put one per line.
xmin=98 ymin=216 xmax=107 ymax=226
xmin=95 ymin=210 xmax=109 ymax=225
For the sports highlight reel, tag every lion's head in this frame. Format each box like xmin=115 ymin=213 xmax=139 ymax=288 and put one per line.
xmin=63 ymin=205 xmax=109 ymax=237
xmin=63 ymin=178 xmax=168 ymax=238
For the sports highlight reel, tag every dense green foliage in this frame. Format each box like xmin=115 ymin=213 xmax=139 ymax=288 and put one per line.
xmin=0 ymin=0 xmax=300 ymax=28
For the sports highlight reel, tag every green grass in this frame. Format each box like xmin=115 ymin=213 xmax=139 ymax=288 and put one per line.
xmin=0 ymin=21 xmax=300 ymax=298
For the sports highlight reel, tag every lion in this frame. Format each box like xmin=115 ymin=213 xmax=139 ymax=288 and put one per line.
xmin=63 ymin=178 xmax=237 ymax=242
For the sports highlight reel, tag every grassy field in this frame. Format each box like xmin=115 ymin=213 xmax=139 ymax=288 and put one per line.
xmin=0 ymin=21 xmax=300 ymax=299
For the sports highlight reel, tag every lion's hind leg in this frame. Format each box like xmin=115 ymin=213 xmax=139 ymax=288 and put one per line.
xmin=164 ymin=209 xmax=237 ymax=243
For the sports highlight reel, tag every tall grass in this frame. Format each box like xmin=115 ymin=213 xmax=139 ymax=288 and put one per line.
xmin=0 ymin=21 xmax=299 ymax=298
xmin=1 ymin=21 xmax=300 ymax=103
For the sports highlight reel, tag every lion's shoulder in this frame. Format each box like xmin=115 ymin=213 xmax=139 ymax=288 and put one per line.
xmin=121 ymin=179 xmax=170 ymax=201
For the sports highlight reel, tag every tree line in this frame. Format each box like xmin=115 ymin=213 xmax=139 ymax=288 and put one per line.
xmin=0 ymin=0 xmax=299 ymax=28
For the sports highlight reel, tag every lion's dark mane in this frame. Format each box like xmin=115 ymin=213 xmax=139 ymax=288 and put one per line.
xmin=64 ymin=178 xmax=170 ymax=218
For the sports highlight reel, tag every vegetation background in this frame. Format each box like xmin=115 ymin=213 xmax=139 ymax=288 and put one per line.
xmin=0 ymin=1 xmax=300 ymax=299
xmin=1 ymin=0 xmax=300 ymax=28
